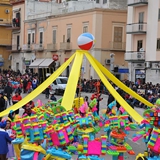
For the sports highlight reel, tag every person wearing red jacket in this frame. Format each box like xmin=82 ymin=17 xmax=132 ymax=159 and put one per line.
xmin=12 ymin=92 xmax=22 ymax=114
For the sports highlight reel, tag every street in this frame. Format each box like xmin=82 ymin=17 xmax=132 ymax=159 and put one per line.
xmin=8 ymin=92 xmax=145 ymax=160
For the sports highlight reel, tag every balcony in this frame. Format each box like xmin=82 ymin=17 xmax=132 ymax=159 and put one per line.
xmin=128 ymin=0 xmax=148 ymax=7
xmin=6 ymin=44 xmax=21 ymax=52
xmin=0 ymin=19 xmax=12 ymax=26
xmin=109 ymin=42 xmax=126 ymax=51
xmin=0 ymin=39 xmax=11 ymax=46
xmin=33 ymin=44 xmax=44 ymax=51
xmin=47 ymin=43 xmax=57 ymax=51
xmin=7 ymin=18 xmax=20 ymax=30
xmin=126 ymin=23 xmax=147 ymax=34
xmin=60 ymin=42 xmax=72 ymax=51
xmin=10 ymin=0 xmax=25 ymax=4
xmin=125 ymin=52 xmax=145 ymax=61
xmin=22 ymin=44 xmax=32 ymax=52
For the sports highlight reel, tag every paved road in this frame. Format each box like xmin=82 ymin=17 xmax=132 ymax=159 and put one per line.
xmin=7 ymin=92 xmax=146 ymax=160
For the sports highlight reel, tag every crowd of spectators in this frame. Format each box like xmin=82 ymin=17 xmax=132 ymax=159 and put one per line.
xmin=0 ymin=69 xmax=39 ymax=117
xmin=80 ymin=78 xmax=160 ymax=109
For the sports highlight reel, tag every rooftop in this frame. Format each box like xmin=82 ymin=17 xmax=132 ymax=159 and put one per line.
xmin=26 ymin=0 xmax=127 ymax=20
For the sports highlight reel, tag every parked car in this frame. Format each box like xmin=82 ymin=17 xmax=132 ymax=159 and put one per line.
xmin=50 ymin=77 xmax=68 ymax=95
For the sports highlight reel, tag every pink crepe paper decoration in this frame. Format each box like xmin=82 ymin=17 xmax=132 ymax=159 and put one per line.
xmin=79 ymin=102 xmax=88 ymax=113
xmin=88 ymin=140 xmax=101 ymax=156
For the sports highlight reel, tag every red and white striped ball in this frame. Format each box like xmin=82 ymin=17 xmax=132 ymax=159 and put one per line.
xmin=77 ymin=33 xmax=95 ymax=50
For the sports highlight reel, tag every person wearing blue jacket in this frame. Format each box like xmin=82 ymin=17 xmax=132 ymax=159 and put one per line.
xmin=0 ymin=121 xmax=12 ymax=160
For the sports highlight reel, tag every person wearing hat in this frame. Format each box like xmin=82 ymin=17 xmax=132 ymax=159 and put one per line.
xmin=0 ymin=121 xmax=13 ymax=160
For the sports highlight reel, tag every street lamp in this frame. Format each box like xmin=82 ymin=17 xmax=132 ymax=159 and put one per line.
xmin=110 ymin=53 xmax=115 ymax=73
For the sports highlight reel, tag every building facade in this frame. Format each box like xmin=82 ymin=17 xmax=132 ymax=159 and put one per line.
xmin=9 ymin=0 xmax=128 ymax=81
xmin=23 ymin=1 xmax=127 ymax=81
xmin=9 ymin=0 xmax=26 ymax=72
xmin=125 ymin=0 xmax=160 ymax=84
xmin=0 ymin=0 xmax=12 ymax=69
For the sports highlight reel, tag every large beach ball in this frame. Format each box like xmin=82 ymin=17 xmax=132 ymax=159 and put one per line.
xmin=77 ymin=33 xmax=95 ymax=50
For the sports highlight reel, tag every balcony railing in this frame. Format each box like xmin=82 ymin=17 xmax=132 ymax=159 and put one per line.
xmin=10 ymin=0 xmax=25 ymax=4
xmin=33 ymin=44 xmax=44 ymax=51
xmin=109 ymin=42 xmax=126 ymax=50
xmin=47 ymin=43 xmax=57 ymax=51
xmin=128 ymin=0 xmax=148 ymax=6
xmin=126 ymin=23 xmax=147 ymax=34
xmin=0 ymin=19 xmax=12 ymax=26
xmin=125 ymin=52 xmax=145 ymax=61
xmin=60 ymin=42 xmax=72 ymax=50
xmin=22 ymin=44 xmax=32 ymax=51
xmin=0 ymin=39 xmax=11 ymax=46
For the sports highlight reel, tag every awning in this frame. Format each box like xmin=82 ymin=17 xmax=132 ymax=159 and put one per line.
xmin=38 ymin=59 xmax=54 ymax=68
xmin=29 ymin=59 xmax=44 ymax=68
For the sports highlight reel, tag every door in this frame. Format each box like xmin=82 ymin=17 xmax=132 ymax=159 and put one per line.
xmin=113 ymin=27 xmax=123 ymax=49
xmin=137 ymin=40 xmax=143 ymax=52
xmin=17 ymin=35 xmax=20 ymax=50
xmin=16 ymin=63 xmax=19 ymax=71
xmin=139 ymin=12 xmax=144 ymax=31
xmin=16 ymin=12 xmax=20 ymax=27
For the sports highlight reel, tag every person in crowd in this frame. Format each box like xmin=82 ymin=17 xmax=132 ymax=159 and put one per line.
xmin=50 ymin=93 xmax=57 ymax=101
xmin=45 ymin=86 xmax=50 ymax=99
xmin=32 ymin=77 xmax=38 ymax=90
xmin=23 ymin=101 xmax=35 ymax=116
xmin=12 ymin=92 xmax=22 ymax=115
xmin=22 ymin=78 xmax=27 ymax=93
xmin=84 ymin=96 xmax=89 ymax=106
xmin=26 ymin=79 xmax=32 ymax=93
xmin=4 ymin=83 xmax=12 ymax=106
xmin=0 ymin=92 xmax=5 ymax=122
xmin=76 ymin=82 xmax=81 ymax=97
xmin=5 ymin=119 xmax=15 ymax=159
xmin=8 ymin=111 xmax=16 ymax=122
xmin=0 ymin=121 xmax=13 ymax=160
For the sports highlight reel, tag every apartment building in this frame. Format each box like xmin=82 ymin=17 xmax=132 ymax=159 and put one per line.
xmin=8 ymin=0 xmax=26 ymax=72
xmin=125 ymin=0 xmax=160 ymax=84
xmin=0 ymin=0 xmax=12 ymax=69
xmin=21 ymin=0 xmax=127 ymax=81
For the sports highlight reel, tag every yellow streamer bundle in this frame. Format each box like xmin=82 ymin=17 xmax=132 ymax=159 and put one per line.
xmin=85 ymin=52 xmax=143 ymax=123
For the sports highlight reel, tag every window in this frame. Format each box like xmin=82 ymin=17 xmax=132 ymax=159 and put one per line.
xmin=114 ymin=27 xmax=123 ymax=42
xmin=63 ymin=35 xmax=65 ymax=43
xmin=139 ymin=12 xmax=144 ymax=30
xmin=137 ymin=40 xmax=143 ymax=52
xmin=28 ymin=33 xmax=31 ymax=44
xmin=139 ymin=12 xmax=144 ymax=23
xmin=103 ymin=0 xmax=107 ymax=4
xmin=96 ymin=0 xmax=99 ymax=3
xmin=158 ymin=9 xmax=160 ymax=20
xmin=83 ymin=26 xmax=88 ymax=33
xmin=40 ymin=32 xmax=43 ymax=44
xmin=113 ymin=26 xmax=123 ymax=49
xmin=157 ymin=39 xmax=160 ymax=50
xmin=53 ymin=30 xmax=56 ymax=44
xmin=32 ymin=32 xmax=35 ymax=43
xmin=67 ymin=28 xmax=71 ymax=42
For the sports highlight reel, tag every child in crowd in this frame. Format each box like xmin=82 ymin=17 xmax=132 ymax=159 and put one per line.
xmin=5 ymin=119 xmax=15 ymax=159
